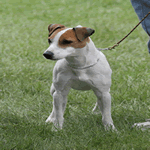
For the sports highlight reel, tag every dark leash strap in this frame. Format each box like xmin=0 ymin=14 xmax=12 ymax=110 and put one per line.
xmin=98 ymin=12 xmax=150 ymax=51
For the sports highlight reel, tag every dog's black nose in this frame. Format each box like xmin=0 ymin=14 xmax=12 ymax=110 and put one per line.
xmin=43 ymin=51 xmax=54 ymax=60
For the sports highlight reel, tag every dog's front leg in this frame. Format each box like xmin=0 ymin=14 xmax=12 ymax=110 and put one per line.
xmin=46 ymin=91 xmax=64 ymax=129
xmin=46 ymin=84 xmax=70 ymax=129
xmin=94 ymin=90 xmax=115 ymax=130
xmin=53 ymin=91 xmax=65 ymax=129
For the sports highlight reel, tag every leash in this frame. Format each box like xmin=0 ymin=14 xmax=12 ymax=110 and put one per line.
xmin=98 ymin=12 xmax=150 ymax=51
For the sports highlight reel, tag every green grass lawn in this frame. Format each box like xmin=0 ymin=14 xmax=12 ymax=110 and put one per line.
xmin=0 ymin=0 xmax=150 ymax=149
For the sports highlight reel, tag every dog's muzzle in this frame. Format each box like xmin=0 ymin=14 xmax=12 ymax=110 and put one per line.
xmin=43 ymin=51 xmax=54 ymax=60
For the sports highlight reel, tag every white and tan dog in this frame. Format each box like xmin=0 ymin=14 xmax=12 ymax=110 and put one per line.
xmin=43 ymin=24 xmax=115 ymax=130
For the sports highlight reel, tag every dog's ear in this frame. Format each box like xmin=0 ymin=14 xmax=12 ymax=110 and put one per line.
xmin=48 ymin=24 xmax=65 ymax=36
xmin=73 ymin=27 xmax=95 ymax=41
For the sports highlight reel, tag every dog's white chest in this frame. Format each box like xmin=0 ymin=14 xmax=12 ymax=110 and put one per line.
xmin=71 ymin=71 xmax=92 ymax=91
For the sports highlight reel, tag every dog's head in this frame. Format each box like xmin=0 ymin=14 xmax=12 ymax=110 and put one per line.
xmin=43 ymin=24 xmax=95 ymax=60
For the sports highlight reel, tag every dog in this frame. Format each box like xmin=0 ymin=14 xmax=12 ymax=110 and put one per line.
xmin=43 ymin=24 xmax=115 ymax=130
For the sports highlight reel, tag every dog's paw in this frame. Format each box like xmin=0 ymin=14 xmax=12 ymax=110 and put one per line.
xmin=104 ymin=124 xmax=117 ymax=132
xmin=46 ymin=115 xmax=63 ymax=130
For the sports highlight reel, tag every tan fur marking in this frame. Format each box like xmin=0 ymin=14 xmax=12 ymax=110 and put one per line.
xmin=58 ymin=29 xmax=90 ymax=49
xmin=48 ymin=28 xmax=65 ymax=40
xmin=48 ymin=24 xmax=66 ymax=40
xmin=48 ymin=24 xmax=65 ymax=34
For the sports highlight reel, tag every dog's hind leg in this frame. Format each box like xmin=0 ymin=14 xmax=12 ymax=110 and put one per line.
xmin=92 ymin=102 xmax=101 ymax=114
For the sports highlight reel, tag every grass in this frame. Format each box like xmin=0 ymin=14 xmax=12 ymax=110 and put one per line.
xmin=0 ymin=0 xmax=150 ymax=149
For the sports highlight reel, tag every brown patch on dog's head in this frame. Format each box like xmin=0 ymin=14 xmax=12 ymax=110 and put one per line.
xmin=58 ymin=27 xmax=95 ymax=48
xmin=48 ymin=24 xmax=66 ymax=40
xmin=73 ymin=27 xmax=95 ymax=41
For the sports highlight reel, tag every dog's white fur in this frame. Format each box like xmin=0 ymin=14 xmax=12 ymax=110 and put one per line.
xmin=43 ymin=25 xmax=115 ymax=130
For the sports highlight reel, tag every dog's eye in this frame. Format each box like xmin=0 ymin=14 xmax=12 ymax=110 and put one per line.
xmin=48 ymin=39 xmax=52 ymax=44
xmin=62 ymin=40 xmax=73 ymax=44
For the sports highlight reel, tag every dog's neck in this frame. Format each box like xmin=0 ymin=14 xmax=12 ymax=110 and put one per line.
xmin=65 ymin=40 xmax=99 ymax=69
